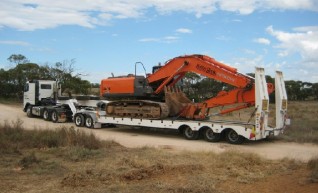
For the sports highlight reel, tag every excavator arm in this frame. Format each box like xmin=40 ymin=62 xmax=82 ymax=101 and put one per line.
xmin=147 ymin=55 xmax=254 ymax=93
xmin=147 ymin=54 xmax=274 ymax=119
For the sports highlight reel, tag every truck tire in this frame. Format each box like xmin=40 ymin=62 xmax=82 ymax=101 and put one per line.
xmin=225 ymin=129 xmax=245 ymax=144
xmin=74 ymin=114 xmax=85 ymax=127
xmin=43 ymin=109 xmax=50 ymax=121
xmin=51 ymin=110 xmax=59 ymax=123
xmin=203 ymin=128 xmax=221 ymax=142
xmin=26 ymin=105 xmax=33 ymax=118
xmin=85 ymin=116 xmax=94 ymax=128
xmin=183 ymin=126 xmax=199 ymax=140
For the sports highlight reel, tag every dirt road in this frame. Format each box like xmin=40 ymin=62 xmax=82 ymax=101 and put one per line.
xmin=1 ymin=103 xmax=318 ymax=162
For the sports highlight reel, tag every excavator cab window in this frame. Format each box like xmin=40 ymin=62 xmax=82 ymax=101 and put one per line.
xmin=152 ymin=65 xmax=162 ymax=74
xmin=138 ymin=79 xmax=145 ymax=85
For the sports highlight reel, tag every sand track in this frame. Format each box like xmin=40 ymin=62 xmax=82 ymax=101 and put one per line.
xmin=1 ymin=103 xmax=317 ymax=161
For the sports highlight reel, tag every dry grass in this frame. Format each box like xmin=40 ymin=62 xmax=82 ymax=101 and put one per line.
xmin=0 ymin=119 xmax=104 ymax=153
xmin=308 ymin=157 xmax=318 ymax=183
xmin=280 ymin=101 xmax=318 ymax=144
xmin=0 ymin=115 xmax=317 ymax=193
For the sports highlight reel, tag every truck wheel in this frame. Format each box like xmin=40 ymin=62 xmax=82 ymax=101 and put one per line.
xmin=74 ymin=114 xmax=85 ymax=127
xmin=225 ymin=129 xmax=245 ymax=144
xmin=26 ymin=105 xmax=33 ymax=118
xmin=85 ymin=116 xmax=94 ymax=128
xmin=51 ymin=110 xmax=59 ymax=123
xmin=183 ymin=126 xmax=199 ymax=140
xmin=43 ymin=109 xmax=50 ymax=121
xmin=203 ymin=128 xmax=221 ymax=142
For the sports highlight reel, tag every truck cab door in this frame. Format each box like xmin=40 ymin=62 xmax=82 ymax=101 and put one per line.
xmin=23 ymin=82 xmax=36 ymax=108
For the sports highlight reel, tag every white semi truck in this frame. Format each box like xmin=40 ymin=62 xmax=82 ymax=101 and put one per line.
xmin=23 ymin=80 xmax=100 ymax=123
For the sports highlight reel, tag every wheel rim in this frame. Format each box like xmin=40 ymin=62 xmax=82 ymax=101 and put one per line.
xmin=52 ymin=112 xmax=57 ymax=121
xmin=184 ymin=127 xmax=194 ymax=138
xmin=43 ymin=111 xmax=48 ymax=119
xmin=205 ymin=129 xmax=215 ymax=140
xmin=86 ymin=117 xmax=92 ymax=127
xmin=27 ymin=107 xmax=31 ymax=116
xmin=75 ymin=115 xmax=82 ymax=125
xmin=228 ymin=130 xmax=239 ymax=142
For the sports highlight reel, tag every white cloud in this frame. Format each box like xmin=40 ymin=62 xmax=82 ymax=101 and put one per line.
xmin=293 ymin=26 xmax=318 ymax=32
xmin=218 ymin=0 xmax=256 ymax=15
xmin=266 ymin=25 xmax=318 ymax=64
xmin=152 ymin=0 xmax=216 ymax=18
xmin=0 ymin=40 xmax=30 ymax=46
xmin=139 ymin=38 xmax=160 ymax=42
xmin=266 ymin=25 xmax=318 ymax=82
xmin=0 ymin=0 xmax=318 ymax=31
xmin=163 ymin=36 xmax=179 ymax=43
xmin=139 ymin=36 xmax=179 ymax=43
xmin=232 ymin=55 xmax=265 ymax=71
xmin=263 ymin=0 xmax=318 ymax=11
xmin=254 ymin=38 xmax=271 ymax=45
xmin=176 ymin=28 xmax=192 ymax=34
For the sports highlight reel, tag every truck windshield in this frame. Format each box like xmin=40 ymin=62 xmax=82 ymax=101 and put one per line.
xmin=24 ymin=84 xmax=29 ymax=92
xmin=41 ymin=84 xmax=52 ymax=89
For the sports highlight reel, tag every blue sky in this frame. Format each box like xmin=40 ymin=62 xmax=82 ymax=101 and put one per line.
xmin=0 ymin=0 xmax=318 ymax=83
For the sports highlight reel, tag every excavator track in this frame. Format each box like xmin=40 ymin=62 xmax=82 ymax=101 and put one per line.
xmin=105 ymin=100 xmax=169 ymax=119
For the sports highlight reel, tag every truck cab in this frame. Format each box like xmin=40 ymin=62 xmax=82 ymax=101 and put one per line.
xmin=23 ymin=80 xmax=73 ymax=122
xmin=23 ymin=80 xmax=100 ymax=123
xmin=23 ymin=80 xmax=58 ymax=111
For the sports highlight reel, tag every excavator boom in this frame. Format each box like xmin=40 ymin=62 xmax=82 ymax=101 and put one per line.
xmin=147 ymin=55 xmax=254 ymax=94
xmin=146 ymin=55 xmax=273 ymax=119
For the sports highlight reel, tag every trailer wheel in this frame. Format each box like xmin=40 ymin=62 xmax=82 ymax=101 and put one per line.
xmin=183 ymin=126 xmax=199 ymax=140
xmin=85 ymin=116 xmax=94 ymax=128
xmin=26 ymin=105 xmax=33 ymax=118
xmin=51 ymin=110 xmax=58 ymax=123
xmin=74 ymin=114 xmax=85 ymax=127
xmin=203 ymin=128 xmax=221 ymax=142
xmin=225 ymin=129 xmax=245 ymax=144
xmin=43 ymin=109 xmax=50 ymax=121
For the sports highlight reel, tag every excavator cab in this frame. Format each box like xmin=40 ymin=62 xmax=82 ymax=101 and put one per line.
xmin=152 ymin=64 xmax=162 ymax=74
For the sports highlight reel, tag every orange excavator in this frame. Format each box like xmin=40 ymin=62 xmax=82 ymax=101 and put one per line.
xmin=100 ymin=54 xmax=274 ymax=120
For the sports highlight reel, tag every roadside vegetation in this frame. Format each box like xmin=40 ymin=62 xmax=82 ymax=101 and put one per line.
xmin=280 ymin=101 xmax=318 ymax=144
xmin=0 ymin=98 xmax=21 ymax=105
xmin=0 ymin=120 xmax=317 ymax=193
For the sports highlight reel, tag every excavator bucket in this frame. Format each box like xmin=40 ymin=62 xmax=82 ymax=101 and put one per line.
xmin=164 ymin=86 xmax=192 ymax=116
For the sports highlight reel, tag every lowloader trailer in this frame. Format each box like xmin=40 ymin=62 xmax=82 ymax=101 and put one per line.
xmin=74 ymin=68 xmax=290 ymax=144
